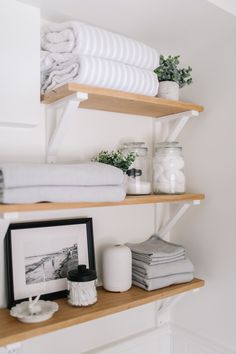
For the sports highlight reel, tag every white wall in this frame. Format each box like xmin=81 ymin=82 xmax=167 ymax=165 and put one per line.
xmin=207 ymin=0 xmax=236 ymax=16
xmin=169 ymin=5 xmax=236 ymax=354
xmin=0 ymin=0 xmax=41 ymax=126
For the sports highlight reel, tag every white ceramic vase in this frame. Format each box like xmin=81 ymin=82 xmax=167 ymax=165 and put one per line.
xmin=102 ymin=245 xmax=132 ymax=292
xmin=158 ymin=81 xmax=179 ymax=100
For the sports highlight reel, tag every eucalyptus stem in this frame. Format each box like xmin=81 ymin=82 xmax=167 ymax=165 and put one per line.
xmin=154 ymin=55 xmax=192 ymax=88
xmin=92 ymin=150 xmax=136 ymax=173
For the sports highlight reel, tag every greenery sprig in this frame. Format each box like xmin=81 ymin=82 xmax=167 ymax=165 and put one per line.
xmin=154 ymin=55 xmax=192 ymax=88
xmin=92 ymin=150 xmax=136 ymax=173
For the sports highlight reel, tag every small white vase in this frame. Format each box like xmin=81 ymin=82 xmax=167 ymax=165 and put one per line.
xmin=158 ymin=81 xmax=179 ymax=100
xmin=102 ymin=245 xmax=132 ymax=292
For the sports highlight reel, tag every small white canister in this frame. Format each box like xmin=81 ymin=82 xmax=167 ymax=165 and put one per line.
xmin=102 ymin=245 xmax=132 ymax=292
xmin=67 ymin=265 xmax=97 ymax=307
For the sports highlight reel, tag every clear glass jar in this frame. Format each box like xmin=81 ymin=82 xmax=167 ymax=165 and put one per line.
xmin=120 ymin=142 xmax=152 ymax=195
xmin=153 ymin=142 xmax=185 ymax=194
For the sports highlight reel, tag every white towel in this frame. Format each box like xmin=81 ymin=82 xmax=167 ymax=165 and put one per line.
xmin=41 ymin=51 xmax=77 ymax=73
xmin=41 ymin=54 xmax=159 ymax=96
xmin=41 ymin=62 xmax=80 ymax=92
xmin=41 ymin=21 xmax=159 ymax=70
xmin=41 ymin=51 xmax=79 ymax=86
xmin=0 ymin=162 xmax=124 ymax=189
xmin=0 ymin=185 xmax=126 ymax=204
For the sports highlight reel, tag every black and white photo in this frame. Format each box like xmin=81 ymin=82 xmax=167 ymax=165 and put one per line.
xmin=5 ymin=218 xmax=95 ymax=308
xmin=25 ymin=243 xmax=78 ymax=285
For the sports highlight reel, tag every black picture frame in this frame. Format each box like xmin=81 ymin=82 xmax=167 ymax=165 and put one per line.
xmin=5 ymin=218 xmax=95 ymax=308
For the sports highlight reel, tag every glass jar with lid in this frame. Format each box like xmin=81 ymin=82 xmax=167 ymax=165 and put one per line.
xmin=120 ymin=142 xmax=151 ymax=195
xmin=153 ymin=142 xmax=185 ymax=194
xmin=67 ymin=265 xmax=97 ymax=307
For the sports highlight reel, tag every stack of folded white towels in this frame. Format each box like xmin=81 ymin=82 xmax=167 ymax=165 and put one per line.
xmin=0 ymin=162 xmax=125 ymax=204
xmin=126 ymin=235 xmax=194 ymax=291
xmin=41 ymin=21 xmax=159 ymax=96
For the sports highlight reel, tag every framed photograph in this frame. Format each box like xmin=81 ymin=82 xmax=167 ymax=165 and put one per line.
xmin=5 ymin=218 xmax=95 ymax=308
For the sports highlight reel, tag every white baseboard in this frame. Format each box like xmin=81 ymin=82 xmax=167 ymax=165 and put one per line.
xmin=170 ymin=324 xmax=236 ymax=354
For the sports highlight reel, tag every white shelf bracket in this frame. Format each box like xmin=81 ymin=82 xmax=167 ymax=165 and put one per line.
xmin=156 ymin=110 xmax=199 ymax=142
xmin=156 ymin=287 xmax=201 ymax=327
xmin=46 ymin=92 xmax=88 ymax=163
xmin=0 ymin=212 xmax=20 ymax=220
xmin=156 ymin=200 xmax=201 ymax=239
xmin=5 ymin=342 xmax=23 ymax=354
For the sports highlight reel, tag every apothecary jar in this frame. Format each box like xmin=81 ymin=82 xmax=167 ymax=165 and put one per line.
xmin=120 ymin=142 xmax=152 ymax=195
xmin=153 ymin=142 xmax=186 ymax=194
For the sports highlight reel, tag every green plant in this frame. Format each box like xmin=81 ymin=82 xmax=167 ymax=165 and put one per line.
xmin=92 ymin=150 xmax=136 ymax=173
xmin=154 ymin=55 xmax=192 ymax=88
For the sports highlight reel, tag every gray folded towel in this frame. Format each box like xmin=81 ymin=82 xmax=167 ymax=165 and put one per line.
xmin=132 ymin=258 xmax=194 ymax=279
xmin=126 ymin=235 xmax=185 ymax=259
xmin=0 ymin=162 xmax=124 ymax=189
xmin=132 ymin=253 xmax=185 ymax=265
xmin=0 ymin=185 xmax=125 ymax=204
xmin=132 ymin=272 xmax=194 ymax=291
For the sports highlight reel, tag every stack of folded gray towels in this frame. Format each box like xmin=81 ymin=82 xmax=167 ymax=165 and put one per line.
xmin=41 ymin=20 xmax=159 ymax=96
xmin=126 ymin=235 xmax=194 ymax=291
xmin=0 ymin=162 xmax=125 ymax=204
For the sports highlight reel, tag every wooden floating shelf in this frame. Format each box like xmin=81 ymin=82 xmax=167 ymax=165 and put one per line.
xmin=0 ymin=279 xmax=204 ymax=346
xmin=41 ymin=83 xmax=204 ymax=118
xmin=0 ymin=193 xmax=205 ymax=213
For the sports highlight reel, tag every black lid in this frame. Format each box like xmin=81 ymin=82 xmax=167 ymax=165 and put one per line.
xmin=67 ymin=264 xmax=97 ymax=282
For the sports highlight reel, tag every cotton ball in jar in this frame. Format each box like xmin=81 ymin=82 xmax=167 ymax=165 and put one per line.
xmin=153 ymin=164 xmax=164 ymax=179
xmin=157 ymin=182 xmax=172 ymax=194
xmin=164 ymin=169 xmax=185 ymax=184
xmin=164 ymin=156 xmax=184 ymax=170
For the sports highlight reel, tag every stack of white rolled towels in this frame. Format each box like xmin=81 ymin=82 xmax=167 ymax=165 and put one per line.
xmin=126 ymin=235 xmax=194 ymax=291
xmin=0 ymin=162 xmax=125 ymax=204
xmin=41 ymin=21 xmax=159 ymax=96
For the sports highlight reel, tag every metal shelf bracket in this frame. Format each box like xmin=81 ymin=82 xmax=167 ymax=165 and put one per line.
xmin=156 ymin=110 xmax=199 ymax=142
xmin=5 ymin=342 xmax=22 ymax=354
xmin=156 ymin=288 xmax=201 ymax=327
xmin=156 ymin=200 xmax=201 ymax=240
xmin=46 ymin=92 xmax=88 ymax=163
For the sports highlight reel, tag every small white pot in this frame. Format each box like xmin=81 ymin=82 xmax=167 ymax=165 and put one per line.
xmin=158 ymin=81 xmax=179 ymax=100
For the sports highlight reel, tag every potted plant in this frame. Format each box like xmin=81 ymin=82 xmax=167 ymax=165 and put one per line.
xmin=154 ymin=55 xmax=192 ymax=100
xmin=92 ymin=150 xmax=136 ymax=173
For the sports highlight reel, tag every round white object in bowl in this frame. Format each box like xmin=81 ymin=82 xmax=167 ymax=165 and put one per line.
xmin=10 ymin=300 xmax=59 ymax=323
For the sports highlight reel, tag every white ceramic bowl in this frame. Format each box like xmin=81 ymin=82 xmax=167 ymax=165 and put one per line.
xmin=10 ymin=300 xmax=59 ymax=323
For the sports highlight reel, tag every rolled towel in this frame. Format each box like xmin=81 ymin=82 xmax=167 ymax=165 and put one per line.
xmin=132 ymin=254 xmax=185 ymax=265
xmin=41 ymin=61 xmax=79 ymax=93
xmin=132 ymin=258 xmax=194 ymax=279
xmin=132 ymin=272 xmax=194 ymax=291
xmin=0 ymin=185 xmax=126 ymax=204
xmin=41 ymin=54 xmax=159 ymax=96
xmin=41 ymin=21 xmax=159 ymax=70
xmin=41 ymin=51 xmax=79 ymax=86
xmin=0 ymin=162 xmax=124 ymax=189
xmin=41 ymin=51 xmax=77 ymax=73
xmin=126 ymin=235 xmax=185 ymax=259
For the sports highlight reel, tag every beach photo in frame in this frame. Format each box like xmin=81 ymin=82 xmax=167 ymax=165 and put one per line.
xmin=5 ymin=218 xmax=95 ymax=308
